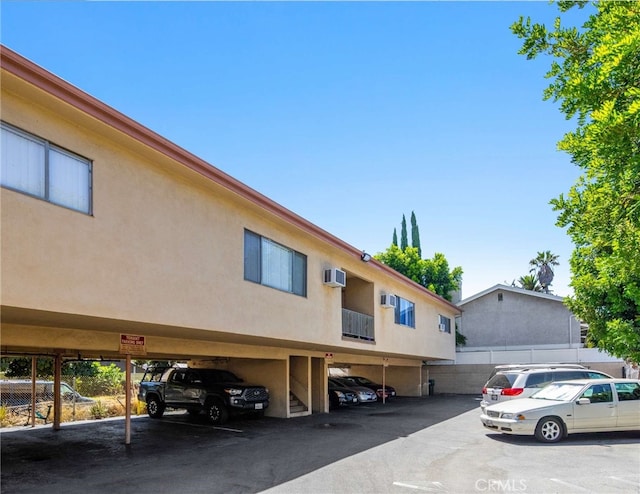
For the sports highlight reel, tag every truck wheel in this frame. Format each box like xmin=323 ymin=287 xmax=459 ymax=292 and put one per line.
xmin=146 ymin=396 xmax=165 ymax=418
xmin=206 ymin=399 xmax=229 ymax=425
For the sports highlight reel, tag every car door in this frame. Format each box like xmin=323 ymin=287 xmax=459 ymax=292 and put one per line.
xmin=180 ymin=370 xmax=205 ymax=405
xmin=164 ymin=369 xmax=189 ymax=405
xmin=613 ymin=382 xmax=640 ymax=429
xmin=572 ymin=383 xmax=617 ymax=431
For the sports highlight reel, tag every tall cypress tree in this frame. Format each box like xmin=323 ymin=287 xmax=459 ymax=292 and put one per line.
xmin=410 ymin=211 xmax=421 ymax=258
xmin=392 ymin=228 xmax=398 ymax=247
xmin=400 ymin=215 xmax=408 ymax=250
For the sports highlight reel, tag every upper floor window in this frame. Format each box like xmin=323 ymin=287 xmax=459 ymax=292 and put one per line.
xmin=395 ymin=296 xmax=415 ymax=328
xmin=439 ymin=315 xmax=451 ymax=333
xmin=244 ymin=229 xmax=307 ymax=297
xmin=1 ymin=122 xmax=92 ymax=214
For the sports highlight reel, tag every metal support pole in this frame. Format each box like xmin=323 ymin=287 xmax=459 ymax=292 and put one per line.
xmin=125 ymin=354 xmax=131 ymax=445
xmin=53 ymin=353 xmax=62 ymax=430
xmin=382 ymin=359 xmax=387 ymax=405
xmin=30 ymin=356 xmax=37 ymax=428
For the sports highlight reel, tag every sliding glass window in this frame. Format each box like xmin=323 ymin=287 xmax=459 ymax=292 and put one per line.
xmin=1 ymin=122 xmax=92 ymax=214
xmin=244 ymin=229 xmax=307 ymax=297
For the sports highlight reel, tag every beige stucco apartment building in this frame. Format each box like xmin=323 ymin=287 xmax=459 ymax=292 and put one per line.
xmin=0 ymin=45 xmax=460 ymax=419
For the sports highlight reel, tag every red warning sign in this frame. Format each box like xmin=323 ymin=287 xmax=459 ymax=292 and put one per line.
xmin=120 ymin=334 xmax=146 ymax=355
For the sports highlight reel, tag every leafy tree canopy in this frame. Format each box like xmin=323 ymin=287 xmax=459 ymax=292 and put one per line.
xmin=2 ymin=357 xmax=98 ymax=378
xmin=512 ymin=0 xmax=640 ymax=362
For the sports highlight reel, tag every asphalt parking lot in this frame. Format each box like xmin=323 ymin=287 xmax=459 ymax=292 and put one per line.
xmin=1 ymin=395 xmax=639 ymax=494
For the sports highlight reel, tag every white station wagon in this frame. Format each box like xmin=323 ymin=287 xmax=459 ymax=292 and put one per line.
xmin=480 ymin=378 xmax=640 ymax=443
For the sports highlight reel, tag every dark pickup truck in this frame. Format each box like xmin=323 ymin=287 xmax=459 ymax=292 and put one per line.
xmin=137 ymin=366 xmax=269 ymax=425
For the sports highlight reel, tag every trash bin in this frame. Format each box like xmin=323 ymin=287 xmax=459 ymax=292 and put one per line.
xmin=428 ymin=379 xmax=435 ymax=396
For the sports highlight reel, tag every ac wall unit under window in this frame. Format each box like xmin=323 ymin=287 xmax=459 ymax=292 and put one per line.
xmin=381 ymin=293 xmax=397 ymax=309
xmin=438 ymin=323 xmax=447 ymax=332
xmin=323 ymin=268 xmax=346 ymax=288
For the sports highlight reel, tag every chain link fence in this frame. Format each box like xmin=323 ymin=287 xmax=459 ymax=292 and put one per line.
xmin=0 ymin=359 xmax=146 ymax=427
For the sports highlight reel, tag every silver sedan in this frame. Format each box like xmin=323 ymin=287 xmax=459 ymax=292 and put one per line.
xmin=480 ymin=378 xmax=640 ymax=442
xmin=329 ymin=377 xmax=378 ymax=403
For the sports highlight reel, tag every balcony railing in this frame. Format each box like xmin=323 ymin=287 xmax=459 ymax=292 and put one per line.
xmin=342 ymin=308 xmax=375 ymax=342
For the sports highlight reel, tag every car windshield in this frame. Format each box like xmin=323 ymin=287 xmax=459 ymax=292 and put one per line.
xmin=531 ymin=382 xmax=584 ymax=401
xmin=355 ymin=377 xmax=374 ymax=385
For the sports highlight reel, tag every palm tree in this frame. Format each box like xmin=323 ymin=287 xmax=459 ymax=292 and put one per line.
xmin=517 ymin=274 xmax=543 ymax=292
xmin=529 ymin=251 xmax=559 ymax=293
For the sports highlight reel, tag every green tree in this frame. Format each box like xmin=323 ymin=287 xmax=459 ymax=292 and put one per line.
xmin=375 ymin=226 xmax=462 ymax=303
xmin=518 ymin=273 xmax=543 ymax=292
xmin=3 ymin=357 xmax=54 ymax=378
xmin=422 ymin=253 xmax=463 ymax=301
xmin=410 ymin=211 xmax=422 ymax=258
xmin=392 ymin=228 xmax=398 ymax=247
xmin=529 ymin=250 xmax=560 ymax=293
xmin=400 ymin=215 xmax=408 ymax=250
xmin=512 ymin=1 xmax=640 ymax=362
xmin=2 ymin=357 xmax=97 ymax=378
xmin=76 ymin=363 xmax=124 ymax=396
xmin=375 ymin=245 xmax=426 ymax=286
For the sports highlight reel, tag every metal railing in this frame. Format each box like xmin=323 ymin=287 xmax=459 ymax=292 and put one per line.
xmin=342 ymin=308 xmax=375 ymax=342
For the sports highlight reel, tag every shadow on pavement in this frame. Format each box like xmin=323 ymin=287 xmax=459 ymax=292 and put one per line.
xmin=1 ymin=394 xmax=480 ymax=494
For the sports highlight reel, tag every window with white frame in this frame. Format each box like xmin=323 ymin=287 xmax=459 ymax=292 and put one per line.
xmin=394 ymin=296 xmax=415 ymax=328
xmin=439 ymin=314 xmax=451 ymax=333
xmin=1 ymin=122 xmax=92 ymax=214
xmin=244 ymin=229 xmax=307 ymax=296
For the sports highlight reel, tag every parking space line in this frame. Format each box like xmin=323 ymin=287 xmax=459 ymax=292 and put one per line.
xmin=549 ymin=478 xmax=589 ymax=491
xmin=159 ymin=419 xmax=243 ymax=433
xmin=212 ymin=426 xmax=244 ymax=433
xmin=392 ymin=481 xmax=446 ymax=492
xmin=609 ymin=476 xmax=640 ymax=487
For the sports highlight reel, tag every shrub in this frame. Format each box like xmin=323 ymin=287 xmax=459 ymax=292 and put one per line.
xmin=76 ymin=363 xmax=124 ymax=396
xmin=89 ymin=400 xmax=108 ymax=419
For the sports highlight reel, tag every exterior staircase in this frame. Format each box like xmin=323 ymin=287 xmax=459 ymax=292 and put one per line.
xmin=289 ymin=392 xmax=308 ymax=416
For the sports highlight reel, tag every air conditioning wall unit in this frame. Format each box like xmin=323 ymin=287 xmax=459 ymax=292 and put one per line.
xmin=381 ymin=293 xmax=397 ymax=309
xmin=323 ymin=268 xmax=346 ymax=288
xmin=438 ymin=323 xmax=447 ymax=332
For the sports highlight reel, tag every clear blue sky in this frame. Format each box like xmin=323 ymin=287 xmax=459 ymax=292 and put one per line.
xmin=2 ymin=1 xmax=591 ymax=299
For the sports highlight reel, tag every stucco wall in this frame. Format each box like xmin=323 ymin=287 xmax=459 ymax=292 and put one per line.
xmin=458 ymin=288 xmax=581 ymax=348
xmin=1 ymin=65 xmax=458 ymax=364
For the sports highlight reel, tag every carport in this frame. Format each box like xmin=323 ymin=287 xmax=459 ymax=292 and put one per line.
xmin=0 ymin=313 xmax=310 ymax=443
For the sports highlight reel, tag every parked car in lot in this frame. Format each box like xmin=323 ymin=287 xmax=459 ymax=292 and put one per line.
xmin=485 ymin=363 xmax=586 ymax=381
xmin=339 ymin=376 xmax=396 ymax=400
xmin=328 ymin=379 xmax=358 ymax=409
xmin=0 ymin=380 xmax=94 ymax=407
xmin=480 ymin=378 xmax=640 ymax=443
xmin=481 ymin=366 xmax=612 ymax=411
xmin=330 ymin=377 xmax=378 ymax=403
xmin=138 ymin=365 xmax=269 ymax=425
